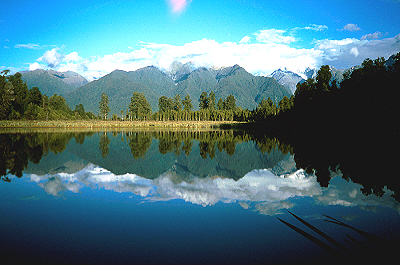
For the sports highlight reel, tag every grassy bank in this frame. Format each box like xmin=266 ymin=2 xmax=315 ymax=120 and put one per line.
xmin=0 ymin=120 xmax=242 ymax=130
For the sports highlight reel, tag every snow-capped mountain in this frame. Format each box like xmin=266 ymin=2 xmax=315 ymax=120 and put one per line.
xmin=269 ymin=68 xmax=306 ymax=94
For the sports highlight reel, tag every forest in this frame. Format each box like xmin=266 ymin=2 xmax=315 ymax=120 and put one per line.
xmin=1 ymin=52 xmax=399 ymax=200
xmin=1 ymin=69 xmax=291 ymax=122
xmin=250 ymin=52 xmax=400 ymax=201
xmin=2 ymin=53 xmax=398 ymax=125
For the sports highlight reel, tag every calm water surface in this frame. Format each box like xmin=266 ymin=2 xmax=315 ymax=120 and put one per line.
xmin=1 ymin=130 xmax=399 ymax=265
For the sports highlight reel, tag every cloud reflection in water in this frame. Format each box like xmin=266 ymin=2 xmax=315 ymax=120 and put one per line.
xmin=28 ymin=164 xmax=400 ymax=215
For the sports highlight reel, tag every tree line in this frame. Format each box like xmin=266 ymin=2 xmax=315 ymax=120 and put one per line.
xmin=1 ymin=130 xmax=288 ymax=182
xmin=251 ymin=52 xmax=400 ymax=200
xmin=99 ymin=90 xmax=245 ymax=122
xmin=1 ymin=70 xmax=292 ymax=122
xmin=0 ymin=71 xmax=97 ymax=120
xmin=98 ymin=89 xmax=294 ymax=122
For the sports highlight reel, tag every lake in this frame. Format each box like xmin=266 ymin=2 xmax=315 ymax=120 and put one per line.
xmin=1 ymin=129 xmax=399 ymax=265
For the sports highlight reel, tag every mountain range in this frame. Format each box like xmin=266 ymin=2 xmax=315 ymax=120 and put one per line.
xmin=21 ymin=69 xmax=88 ymax=96
xmin=22 ymin=54 xmax=396 ymax=115
xmin=268 ymin=66 xmax=353 ymax=94
xmin=62 ymin=64 xmax=291 ymax=114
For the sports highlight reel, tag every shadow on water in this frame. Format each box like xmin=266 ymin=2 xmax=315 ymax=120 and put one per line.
xmin=278 ymin=211 xmax=400 ymax=265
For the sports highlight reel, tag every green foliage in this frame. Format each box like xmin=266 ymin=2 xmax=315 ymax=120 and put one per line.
xmin=252 ymin=53 xmax=400 ymax=195
xmin=0 ymin=70 xmax=15 ymax=119
xmin=129 ymin=91 xmax=152 ymax=120
xmin=49 ymin=94 xmax=70 ymax=112
xmin=199 ymin=91 xmax=208 ymax=109
xmin=316 ymin=65 xmax=332 ymax=92
xmin=252 ymin=97 xmax=277 ymax=120
xmin=182 ymin=94 xmax=193 ymax=112
xmin=217 ymin=98 xmax=224 ymax=110
xmin=74 ymin=104 xmax=87 ymax=119
xmin=8 ymin=72 xmax=28 ymax=116
xmin=99 ymin=93 xmax=110 ymax=120
xmin=27 ymin=87 xmax=42 ymax=106
xmin=158 ymin=96 xmax=172 ymax=112
xmin=208 ymin=91 xmax=216 ymax=110
xmin=173 ymin=94 xmax=182 ymax=111
xmin=224 ymin=95 xmax=236 ymax=110
xmin=0 ymin=70 xmax=96 ymax=121
xmin=278 ymin=95 xmax=293 ymax=113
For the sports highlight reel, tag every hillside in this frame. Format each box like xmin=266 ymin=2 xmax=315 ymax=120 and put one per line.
xmin=64 ymin=69 xmax=163 ymax=115
xmin=20 ymin=69 xmax=88 ymax=96
xmin=65 ymin=64 xmax=291 ymax=115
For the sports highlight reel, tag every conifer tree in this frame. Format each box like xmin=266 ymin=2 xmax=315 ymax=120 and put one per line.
xmin=182 ymin=94 xmax=193 ymax=112
xmin=99 ymin=93 xmax=110 ymax=120
xmin=129 ymin=91 xmax=151 ymax=120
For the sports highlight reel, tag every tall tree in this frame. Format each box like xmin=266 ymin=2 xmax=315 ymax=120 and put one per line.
xmin=182 ymin=94 xmax=193 ymax=112
xmin=99 ymin=92 xmax=110 ymax=120
xmin=129 ymin=91 xmax=151 ymax=120
xmin=49 ymin=94 xmax=69 ymax=111
xmin=224 ymin=95 xmax=236 ymax=110
xmin=0 ymin=70 xmax=15 ymax=120
xmin=173 ymin=94 xmax=182 ymax=111
xmin=316 ymin=65 xmax=332 ymax=92
xmin=158 ymin=96 xmax=171 ymax=112
xmin=208 ymin=92 xmax=216 ymax=110
xmin=27 ymin=87 xmax=42 ymax=106
xmin=8 ymin=72 xmax=28 ymax=117
xmin=74 ymin=104 xmax=86 ymax=117
xmin=217 ymin=98 xmax=224 ymax=110
xmin=278 ymin=96 xmax=291 ymax=112
xmin=199 ymin=91 xmax=208 ymax=110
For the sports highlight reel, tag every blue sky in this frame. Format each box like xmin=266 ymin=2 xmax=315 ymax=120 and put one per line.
xmin=1 ymin=0 xmax=400 ymax=80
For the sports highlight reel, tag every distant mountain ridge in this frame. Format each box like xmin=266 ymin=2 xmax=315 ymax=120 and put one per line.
xmin=65 ymin=64 xmax=291 ymax=115
xmin=269 ymin=66 xmax=353 ymax=94
xmin=20 ymin=69 xmax=88 ymax=96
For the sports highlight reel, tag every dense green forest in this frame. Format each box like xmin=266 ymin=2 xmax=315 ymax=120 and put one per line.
xmin=249 ymin=52 xmax=400 ymax=200
xmin=0 ymin=71 xmax=97 ymax=120
xmin=1 ymin=68 xmax=290 ymax=122
xmin=2 ymin=53 xmax=398 ymax=124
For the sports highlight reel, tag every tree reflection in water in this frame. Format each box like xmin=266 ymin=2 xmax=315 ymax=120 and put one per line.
xmin=0 ymin=129 xmax=399 ymax=202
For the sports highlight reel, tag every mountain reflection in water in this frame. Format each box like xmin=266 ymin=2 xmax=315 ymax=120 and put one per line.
xmin=1 ymin=129 xmax=398 ymax=213
xmin=28 ymin=163 xmax=400 ymax=215
xmin=1 ymin=129 xmax=400 ymax=265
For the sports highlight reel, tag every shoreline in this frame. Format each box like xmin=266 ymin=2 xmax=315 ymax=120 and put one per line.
xmin=0 ymin=120 xmax=244 ymax=131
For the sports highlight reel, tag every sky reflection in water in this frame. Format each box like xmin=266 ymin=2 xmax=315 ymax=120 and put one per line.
xmin=1 ymin=131 xmax=400 ymax=265
xmin=26 ymin=164 xmax=400 ymax=216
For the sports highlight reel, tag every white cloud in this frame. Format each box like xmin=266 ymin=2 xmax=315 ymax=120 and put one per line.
xmin=254 ymin=29 xmax=296 ymax=44
xmin=64 ymin=51 xmax=82 ymax=62
xmin=305 ymin=24 xmax=328 ymax=31
xmin=341 ymin=23 xmax=361 ymax=31
xmin=14 ymin=43 xmax=41 ymax=49
xmin=316 ymin=33 xmax=400 ymax=68
xmin=31 ymin=29 xmax=400 ymax=81
xmin=27 ymin=164 xmax=400 ymax=215
xmin=361 ymin=31 xmax=382 ymax=40
xmin=29 ymin=62 xmax=43 ymax=71
xmin=240 ymin=36 xmax=251 ymax=44
xmin=295 ymin=24 xmax=328 ymax=31
xmin=350 ymin=47 xmax=359 ymax=57
xmin=38 ymin=47 xmax=64 ymax=68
